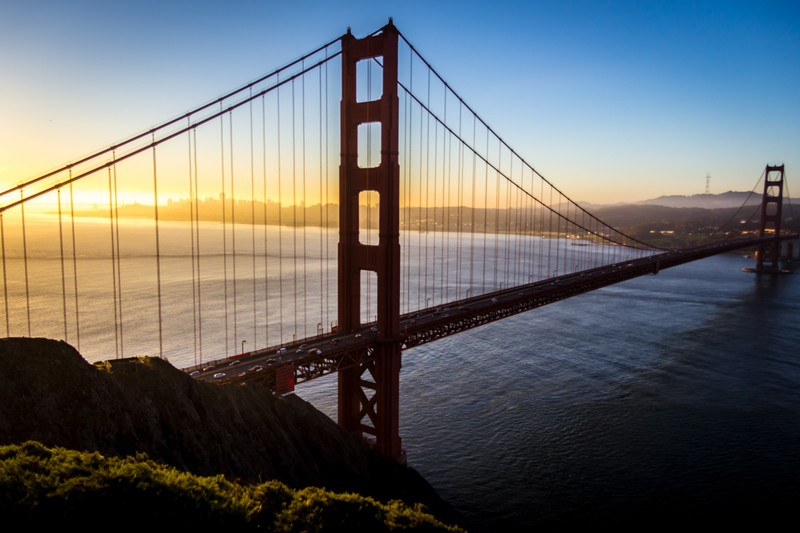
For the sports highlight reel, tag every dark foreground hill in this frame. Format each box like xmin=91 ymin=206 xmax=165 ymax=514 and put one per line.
xmin=0 ymin=337 xmax=467 ymax=529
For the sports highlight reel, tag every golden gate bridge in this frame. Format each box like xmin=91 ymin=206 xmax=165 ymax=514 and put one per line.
xmin=0 ymin=20 xmax=796 ymax=461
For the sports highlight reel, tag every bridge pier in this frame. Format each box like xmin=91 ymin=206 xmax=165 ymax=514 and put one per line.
xmin=337 ymin=21 xmax=404 ymax=461
xmin=755 ymin=164 xmax=789 ymax=273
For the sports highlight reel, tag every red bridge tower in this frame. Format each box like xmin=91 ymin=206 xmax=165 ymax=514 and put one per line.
xmin=756 ymin=164 xmax=786 ymax=273
xmin=337 ymin=21 xmax=403 ymax=461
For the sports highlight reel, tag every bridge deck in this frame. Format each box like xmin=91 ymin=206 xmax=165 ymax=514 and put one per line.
xmin=191 ymin=234 xmax=793 ymax=391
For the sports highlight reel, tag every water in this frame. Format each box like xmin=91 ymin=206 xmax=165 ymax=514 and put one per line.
xmin=4 ymin=215 xmax=799 ymax=529
xmin=298 ymin=252 xmax=800 ymax=530
xmin=389 ymin=253 xmax=800 ymax=530
xmin=1 ymin=215 xmax=646 ymax=365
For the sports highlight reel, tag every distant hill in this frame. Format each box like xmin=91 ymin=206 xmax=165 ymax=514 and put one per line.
xmin=636 ymin=191 xmax=762 ymax=209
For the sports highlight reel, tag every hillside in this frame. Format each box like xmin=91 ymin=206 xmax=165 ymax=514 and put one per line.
xmin=637 ymin=191 xmax=762 ymax=209
xmin=0 ymin=337 xmax=466 ymax=528
xmin=583 ymin=190 xmax=797 ymax=231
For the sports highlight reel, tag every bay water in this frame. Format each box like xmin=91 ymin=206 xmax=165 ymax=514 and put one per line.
xmin=301 ymin=252 xmax=800 ymax=530
xmin=4 ymin=216 xmax=799 ymax=530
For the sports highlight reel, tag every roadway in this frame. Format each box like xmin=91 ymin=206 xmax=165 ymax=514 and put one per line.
xmin=190 ymin=234 xmax=794 ymax=391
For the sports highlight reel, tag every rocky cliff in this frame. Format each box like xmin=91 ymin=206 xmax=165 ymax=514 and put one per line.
xmin=0 ymin=337 xmax=463 ymax=526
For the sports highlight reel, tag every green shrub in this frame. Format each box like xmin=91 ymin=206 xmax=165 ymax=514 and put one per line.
xmin=0 ymin=442 xmax=465 ymax=531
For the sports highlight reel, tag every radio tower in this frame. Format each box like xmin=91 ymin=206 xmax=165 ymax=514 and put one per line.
xmin=705 ymin=173 xmax=711 ymax=194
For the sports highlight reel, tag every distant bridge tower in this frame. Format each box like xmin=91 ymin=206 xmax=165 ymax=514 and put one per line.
xmin=705 ymin=173 xmax=711 ymax=194
xmin=337 ymin=21 xmax=403 ymax=460
xmin=756 ymin=164 xmax=785 ymax=273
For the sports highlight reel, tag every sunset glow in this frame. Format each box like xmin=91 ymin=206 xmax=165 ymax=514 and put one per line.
xmin=2 ymin=1 xmax=797 ymax=207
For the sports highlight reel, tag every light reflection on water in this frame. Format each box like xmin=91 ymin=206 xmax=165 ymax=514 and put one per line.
xmin=370 ymin=254 xmax=800 ymax=530
xmin=5 ymin=215 xmax=800 ymax=529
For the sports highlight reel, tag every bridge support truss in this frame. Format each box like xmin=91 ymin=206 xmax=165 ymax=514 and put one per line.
xmin=337 ymin=21 xmax=403 ymax=461
xmin=756 ymin=164 xmax=786 ymax=273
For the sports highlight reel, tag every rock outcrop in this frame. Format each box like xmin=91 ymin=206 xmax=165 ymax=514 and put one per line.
xmin=0 ymin=337 xmax=462 ymax=526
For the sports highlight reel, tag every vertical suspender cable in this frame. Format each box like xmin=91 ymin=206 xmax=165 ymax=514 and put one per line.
xmin=482 ymin=132 xmax=488 ymax=293
xmin=324 ymin=57 xmax=335 ymax=329
xmin=469 ymin=114 xmax=476 ymax=296
xmin=531 ymin=172 xmax=538 ymax=277
xmin=187 ymin=124 xmax=199 ymax=366
xmin=565 ymin=204 xmax=571 ymax=272
xmin=318 ymin=64 xmax=325 ymax=331
xmin=220 ymin=108 xmax=230 ymax=357
xmin=455 ymin=103 xmax=463 ymax=299
xmin=564 ymin=204 xmax=578 ymax=273
xmin=439 ymin=86 xmax=446 ymax=304
xmin=432 ymin=112 xmax=438 ymax=306
xmin=277 ymin=77 xmax=284 ymax=344
xmin=323 ymin=57 xmax=330 ymax=331
xmin=555 ymin=192 xmax=562 ymax=276
xmin=423 ymin=68 xmax=431 ymax=308
xmin=494 ymin=144 xmax=501 ymax=290
xmin=58 ymin=190 xmax=68 ymax=341
xmin=503 ymin=151 xmax=511 ymax=288
xmin=521 ymin=167 xmax=529 ymax=280
xmin=250 ymin=91 xmax=257 ymax=349
xmin=192 ymin=129 xmax=203 ymax=364
xmin=513 ymin=160 xmax=520 ymax=284
xmin=516 ymin=162 xmax=524 ymax=283
xmin=555 ymin=191 xmax=561 ymax=272
xmin=0 ymin=215 xmax=7 ymax=336
xmin=546 ymin=185 xmax=553 ymax=280
xmin=507 ymin=156 xmax=515 ymax=285
xmin=563 ymin=196 xmax=569 ymax=274
xmin=410 ymin=49 xmax=417 ymax=313
xmin=107 ymin=168 xmax=119 ymax=359
xmin=325 ymin=56 xmax=331 ymax=331
xmin=580 ymin=210 xmax=586 ymax=268
xmin=113 ymin=157 xmax=124 ymax=357
xmin=510 ymin=158 xmax=517 ymax=284
xmin=538 ymin=177 xmax=545 ymax=280
xmin=402 ymin=53 xmax=411 ymax=314
xmin=416 ymin=78 xmax=424 ymax=310
xmin=320 ymin=58 xmax=332 ymax=329
xmin=19 ymin=191 xmax=31 ymax=336
xmin=261 ymin=94 xmax=270 ymax=346
xmin=292 ymin=78 xmax=298 ymax=338
xmin=519 ymin=163 xmax=527 ymax=282
xmin=442 ymin=88 xmax=450 ymax=303
xmin=301 ymin=62 xmax=308 ymax=336
xmin=230 ymin=112 xmax=238 ymax=353
xmin=152 ymin=140 xmax=164 ymax=359
xmin=557 ymin=193 xmax=564 ymax=275
xmin=69 ymin=180 xmax=80 ymax=351
xmin=424 ymin=104 xmax=431 ymax=308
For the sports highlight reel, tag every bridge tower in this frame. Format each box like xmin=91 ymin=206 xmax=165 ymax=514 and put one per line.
xmin=756 ymin=164 xmax=785 ymax=273
xmin=337 ymin=21 xmax=403 ymax=460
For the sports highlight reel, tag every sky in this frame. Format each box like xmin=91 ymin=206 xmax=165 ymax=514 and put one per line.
xmin=1 ymin=0 xmax=798 ymax=205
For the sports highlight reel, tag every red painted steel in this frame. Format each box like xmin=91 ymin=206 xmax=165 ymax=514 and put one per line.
xmin=275 ymin=364 xmax=295 ymax=395
xmin=337 ymin=20 xmax=403 ymax=461
xmin=756 ymin=164 xmax=785 ymax=273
